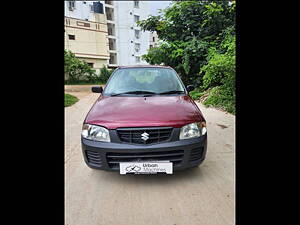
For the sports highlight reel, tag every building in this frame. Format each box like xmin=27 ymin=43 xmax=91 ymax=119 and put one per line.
xmin=65 ymin=1 xmax=151 ymax=68
xmin=64 ymin=1 xmax=109 ymax=72
xmin=104 ymin=0 xmax=150 ymax=67
xmin=149 ymin=31 xmax=159 ymax=49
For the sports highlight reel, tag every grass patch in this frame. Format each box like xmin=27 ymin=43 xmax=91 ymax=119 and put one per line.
xmin=65 ymin=93 xmax=79 ymax=107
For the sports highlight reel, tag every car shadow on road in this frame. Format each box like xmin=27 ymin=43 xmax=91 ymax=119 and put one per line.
xmin=90 ymin=165 xmax=206 ymax=186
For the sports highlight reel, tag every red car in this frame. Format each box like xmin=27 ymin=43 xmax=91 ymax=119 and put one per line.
xmin=81 ymin=65 xmax=207 ymax=174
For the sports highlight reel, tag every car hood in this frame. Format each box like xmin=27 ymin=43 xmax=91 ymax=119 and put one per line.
xmin=84 ymin=95 xmax=205 ymax=129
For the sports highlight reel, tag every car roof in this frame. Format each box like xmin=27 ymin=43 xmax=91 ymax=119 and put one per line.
xmin=117 ymin=65 xmax=172 ymax=69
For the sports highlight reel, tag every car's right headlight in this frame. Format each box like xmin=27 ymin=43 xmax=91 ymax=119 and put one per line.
xmin=81 ymin=124 xmax=111 ymax=142
xmin=179 ymin=122 xmax=207 ymax=140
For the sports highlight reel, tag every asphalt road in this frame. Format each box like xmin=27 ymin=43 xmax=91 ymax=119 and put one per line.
xmin=65 ymin=89 xmax=235 ymax=225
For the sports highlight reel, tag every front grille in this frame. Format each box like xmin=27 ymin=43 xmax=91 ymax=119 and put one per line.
xmin=106 ymin=150 xmax=184 ymax=169
xmin=189 ymin=147 xmax=204 ymax=162
xmin=86 ymin=150 xmax=103 ymax=167
xmin=117 ymin=127 xmax=173 ymax=144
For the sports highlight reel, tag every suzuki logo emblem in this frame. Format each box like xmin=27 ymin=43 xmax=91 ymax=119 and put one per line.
xmin=141 ymin=132 xmax=149 ymax=141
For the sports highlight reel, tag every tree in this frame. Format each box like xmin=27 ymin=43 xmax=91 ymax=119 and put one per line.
xmin=138 ymin=1 xmax=235 ymax=86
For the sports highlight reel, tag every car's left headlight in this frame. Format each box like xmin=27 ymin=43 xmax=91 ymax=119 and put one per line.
xmin=179 ymin=122 xmax=207 ymax=140
xmin=81 ymin=124 xmax=111 ymax=142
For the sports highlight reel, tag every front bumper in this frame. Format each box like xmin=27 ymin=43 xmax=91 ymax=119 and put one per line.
xmin=81 ymin=134 xmax=207 ymax=172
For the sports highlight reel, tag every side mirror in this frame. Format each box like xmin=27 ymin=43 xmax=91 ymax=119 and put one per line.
xmin=186 ymin=85 xmax=195 ymax=92
xmin=91 ymin=86 xmax=103 ymax=93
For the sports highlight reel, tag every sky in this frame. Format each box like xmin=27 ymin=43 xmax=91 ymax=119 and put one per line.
xmin=149 ymin=1 xmax=172 ymax=16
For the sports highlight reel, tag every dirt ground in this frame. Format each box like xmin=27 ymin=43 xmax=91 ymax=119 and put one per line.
xmin=65 ymin=87 xmax=235 ymax=225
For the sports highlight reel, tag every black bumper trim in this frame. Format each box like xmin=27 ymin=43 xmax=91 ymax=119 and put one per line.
xmin=81 ymin=134 xmax=207 ymax=172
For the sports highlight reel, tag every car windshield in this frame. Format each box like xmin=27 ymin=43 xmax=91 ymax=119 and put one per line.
xmin=103 ymin=67 xmax=186 ymax=96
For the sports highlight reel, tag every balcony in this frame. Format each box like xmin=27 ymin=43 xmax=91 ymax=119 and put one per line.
xmin=109 ymin=38 xmax=116 ymax=51
xmin=105 ymin=7 xmax=114 ymax=21
xmin=109 ymin=53 xmax=117 ymax=65
xmin=107 ymin=23 xmax=116 ymax=36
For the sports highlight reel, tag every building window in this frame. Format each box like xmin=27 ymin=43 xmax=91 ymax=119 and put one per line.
xmin=87 ymin=63 xmax=94 ymax=68
xmin=90 ymin=5 xmax=94 ymax=12
xmin=134 ymin=1 xmax=139 ymax=8
xmin=134 ymin=15 xmax=140 ymax=23
xmin=150 ymin=45 xmax=153 ymax=49
xmin=135 ymin=43 xmax=140 ymax=52
xmin=135 ymin=30 xmax=140 ymax=39
xmin=68 ymin=34 xmax=75 ymax=40
xmin=135 ymin=56 xmax=140 ymax=63
xmin=68 ymin=1 xmax=76 ymax=11
xmin=153 ymin=37 xmax=155 ymax=42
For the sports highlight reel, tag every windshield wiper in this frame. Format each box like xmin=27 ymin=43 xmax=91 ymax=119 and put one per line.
xmin=110 ymin=91 xmax=157 ymax=96
xmin=157 ymin=90 xmax=185 ymax=95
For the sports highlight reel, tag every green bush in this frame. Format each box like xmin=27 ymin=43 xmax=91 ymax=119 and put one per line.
xmin=203 ymin=86 xmax=235 ymax=114
xmin=189 ymin=87 xmax=205 ymax=100
xmin=99 ymin=66 xmax=115 ymax=84
xmin=189 ymin=91 xmax=203 ymax=100
xmin=64 ymin=50 xmax=98 ymax=84
xmin=200 ymin=30 xmax=235 ymax=114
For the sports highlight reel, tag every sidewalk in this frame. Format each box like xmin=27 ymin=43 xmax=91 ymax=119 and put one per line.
xmin=65 ymin=84 xmax=105 ymax=93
